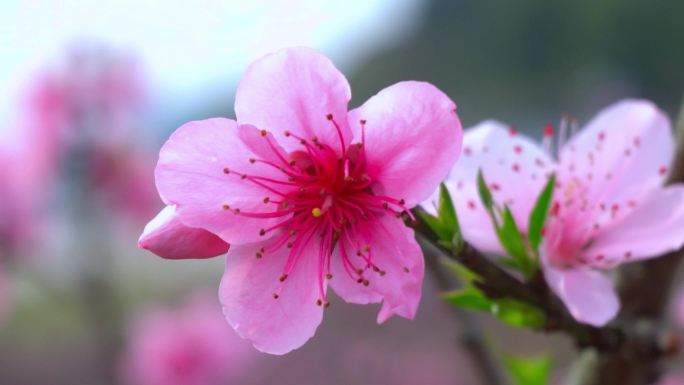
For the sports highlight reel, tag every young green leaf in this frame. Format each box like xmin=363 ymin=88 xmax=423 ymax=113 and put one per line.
xmin=442 ymin=287 xmax=492 ymax=312
xmin=476 ymin=169 xmax=495 ymax=218
xmin=502 ymin=354 xmax=553 ymax=385
xmin=441 ymin=258 xmax=481 ymax=284
xmin=496 ymin=206 xmax=534 ymax=278
xmin=438 ymin=183 xmax=460 ymax=237
xmin=491 ymin=298 xmax=546 ymax=329
xmin=528 ymin=173 xmax=556 ymax=252
xmin=415 ymin=210 xmax=451 ymax=243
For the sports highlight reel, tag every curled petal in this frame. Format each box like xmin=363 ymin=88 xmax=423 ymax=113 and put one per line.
xmin=329 ymin=214 xmax=424 ymax=323
xmin=349 ymin=81 xmax=462 ymax=206
xmin=138 ymin=205 xmax=229 ymax=259
xmin=235 ymin=47 xmax=352 ymax=153
xmin=219 ymin=241 xmax=324 ymax=355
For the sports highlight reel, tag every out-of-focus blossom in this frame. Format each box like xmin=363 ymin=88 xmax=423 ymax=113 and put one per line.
xmin=0 ymin=126 xmax=52 ymax=259
xmin=653 ymin=373 xmax=684 ymax=385
xmin=141 ymin=47 xmax=462 ymax=354
xmin=426 ymin=99 xmax=684 ymax=326
xmin=119 ymin=292 xmax=254 ymax=385
xmin=17 ymin=46 xmax=159 ymax=225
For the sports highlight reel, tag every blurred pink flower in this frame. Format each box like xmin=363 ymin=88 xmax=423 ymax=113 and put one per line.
xmin=654 ymin=373 xmax=684 ymax=385
xmin=0 ymin=126 xmax=52 ymax=258
xmin=427 ymin=99 xmax=684 ymax=326
xmin=141 ymin=47 xmax=462 ymax=354
xmin=16 ymin=46 xmax=158 ymax=224
xmin=120 ymin=292 xmax=254 ymax=385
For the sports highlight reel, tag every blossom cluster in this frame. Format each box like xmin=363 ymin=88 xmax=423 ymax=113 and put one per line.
xmin=140 ymin=46 xmax=684 ymax=354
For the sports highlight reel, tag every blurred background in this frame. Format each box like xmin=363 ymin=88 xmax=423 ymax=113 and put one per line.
xmin=1 ymin=1 xmax=684 ymax=384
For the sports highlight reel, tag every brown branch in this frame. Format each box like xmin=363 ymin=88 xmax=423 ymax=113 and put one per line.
xmin=564 ymin=98 xmax=684 ymax=385
xmin=412 ymin=214 xmax=623 ymax=352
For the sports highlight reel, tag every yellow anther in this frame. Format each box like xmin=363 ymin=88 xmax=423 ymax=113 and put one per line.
xmin=311 ymin=207 xmax=322 ymax=217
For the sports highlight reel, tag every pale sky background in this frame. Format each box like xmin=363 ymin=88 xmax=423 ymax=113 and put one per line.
xmin=0 ymin=0 xmax=425 ymax=134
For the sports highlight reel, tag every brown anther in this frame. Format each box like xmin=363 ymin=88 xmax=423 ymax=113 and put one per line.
xmin=263 ymin=197 xmax=270 ymax=204
xmin=357 ymin=278 xmax=364 ymax=283
xmin=279 ymin=274 xmax=288 ymax=282
xmin=326 ymin=113 xmax=333 ymax=120
xmin=325 ymin=273 xmax=333 ymax=280
xmin=372 ymin=266 xmax=380 ymax=272
xmin=311 ymin=136 xmax=319 ymax=143
xmin=259 ymin=229 xmax=266 ymax=236
xmin=259 ymin=129 xmax=267 ymax=137
xmin=324 ymin=302 xmax=331 ymax=309
xmin=382 ymin=202 xmax=389 ymax=209
xmin=363 ymin=280 xmax=370 ymax=286
xmin=357 ymin=268 xmax=364 ymax=274
xmin=300 ymin=139 xmax=306 ymax=145
xmin=234 ymin=208 xmax=241 ymax=214
xmin=223 ymin=167 xmax=230 ymax=174
xmin=363 ymin=245 xmax=370 ymax=252
xmin=360 ymin=119 xmax=367 ymax=124
xmin=240 ymin=174 xmax=247 ymax=180
xmin=284 ymin=130 xmax=290 ymax=137
xmin=356 ymin=143 xmax=363 ymax=149
xmin=222 ymin=204 xmax=230 ymax=210
xmin=249 ymin=158 xmax=256 ymax=164
xmin=260 ymin=247 xmax=265 ymax=253
xmin=255 ymin=252 xmax=262 ymax=258
xmin=289 ymin=230 xmax=296 ymax=236
xmin=273 ymin=293 xmax=279 ymax=299
xmin=316 ymin=299 xmax=323 ymax=306
xmin=403 ymin=267 xmax=410 ymax=273
xmin=379 ymin=270 xmax=386 ymax=276
xmin=399 ymin=199 xmax=405 ymax=205
xmin=287 ymin=242 xmax=294 ymax=248
xmin=289 ymin=160 xmax=296 ymax=166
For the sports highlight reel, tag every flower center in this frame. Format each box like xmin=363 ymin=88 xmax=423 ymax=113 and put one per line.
xmin=222 ymin=115 xmax=413 ymax=306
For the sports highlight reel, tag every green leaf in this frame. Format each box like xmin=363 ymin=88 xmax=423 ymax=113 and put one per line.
xmin=416 ymin=210 xmax=451 ymax=243
xmin=496 ymin=206 xmax=534 ymax=277
xmin=502 ymin=354 xmax=553 ymax=385
xmin=491 ymin=298 xmax=546 ymax=328
xmin=438 ymin=183 xmax=460 ymax=238
xmin=476 ymin=169 xmax=496 ymax=218
xmin=528 ymin=173 xmax=556 ymax=252
xmin=442 ymin=287 xmax=492 ymax=312
xmin=441 ymin=258 xmax=481 ymax=284
xmin=417 ymin=183 xmax=463 ymax=250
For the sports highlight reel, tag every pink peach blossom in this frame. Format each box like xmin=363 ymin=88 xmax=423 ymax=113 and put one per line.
xmin=119 ymin=292 xmax=253 ymax=385
xmin=141 ymin=47 xmax=462 ymax=354
xmin=427 ymin=99 xmax=684 ymax=326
